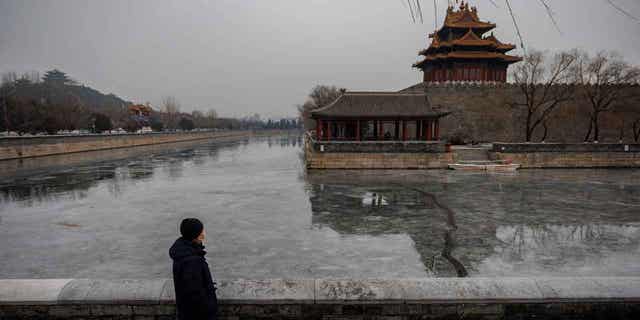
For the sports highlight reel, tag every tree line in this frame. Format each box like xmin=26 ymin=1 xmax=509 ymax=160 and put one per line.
xmin=511 ymin=49 xmax=640 ymax=143
xmin=0 ymin=69 xmax=301 ymax=135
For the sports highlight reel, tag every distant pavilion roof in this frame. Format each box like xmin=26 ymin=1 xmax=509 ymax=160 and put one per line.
xmin=419 ymin=31 xmax=517 ymax=56
xmin=310 ymin=92 xmax=451 ymax=119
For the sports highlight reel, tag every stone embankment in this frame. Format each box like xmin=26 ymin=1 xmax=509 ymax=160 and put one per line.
xmin=0 ymin=131 xmax=252 ymax=161
xmin=306 ymin=149 xmax=454 ymax=169
xmin=1 ymin=278 xmax=639 ymax=319
xmin=491 ymin=143 xmax=640 ymax=168
xmin=305 ymin=134 xmax=454 ymax=169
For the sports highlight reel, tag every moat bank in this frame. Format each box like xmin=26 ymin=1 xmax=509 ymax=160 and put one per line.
xmin=305 ymin=136 xmax=640 ymax=169
xmin=1 ymin=278 xmax=639 ymax=320
xmin=0 ymin=130 xmax=258 ymax=161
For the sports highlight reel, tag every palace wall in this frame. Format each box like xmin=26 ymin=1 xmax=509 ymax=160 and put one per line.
xmin=401 ymin=83 xmax=640 ymax=143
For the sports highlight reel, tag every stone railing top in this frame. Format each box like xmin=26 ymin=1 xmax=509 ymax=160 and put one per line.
xmin=1 ymin=278 xmax=640 ymax=305
xmin=492 ymin=142 xmax=640 ymax=153
xmin=311 ymin=140 xmax=446 ymax=145
xmin=305 ymin=132 xmax=446 ymax=145
xmin=0 ymin=129 xmax=244 ymax=141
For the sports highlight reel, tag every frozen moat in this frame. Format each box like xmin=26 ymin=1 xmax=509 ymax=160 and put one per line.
xmin=1 ymin=135 xmax=639 ymax=279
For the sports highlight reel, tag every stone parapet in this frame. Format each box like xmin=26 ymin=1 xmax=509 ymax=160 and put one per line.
xmin=312 ymin=140 xmax=448 ymax=153
xmin=493 ymin=143 xmax=640 ymax=153
xmin=305 ymin=133 xmax=454 ymax=169
xmin=1 ymin=278 xmax=639 ymax=319
xmin=306 ymin=152 xmax=455 ymax=169
xmin=489 ymin=143 xmax=640 ymax=168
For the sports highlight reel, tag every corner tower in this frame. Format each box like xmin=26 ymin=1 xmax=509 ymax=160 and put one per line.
xmin=413 ymin=1 xmax=521 ymax=83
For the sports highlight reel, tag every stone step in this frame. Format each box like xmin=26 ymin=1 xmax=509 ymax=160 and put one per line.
xmin=452 ymin=146 xmax=490 ymax=161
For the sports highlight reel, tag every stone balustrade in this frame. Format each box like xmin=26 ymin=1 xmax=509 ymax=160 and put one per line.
xmin=492 ymin=143 xmax=640 ymax=153
xmin=311 ymin=140 xmax=448 ymax=153
xmin=1 ymin=278 xmax=639 ymax=319
xmin=491 ymin=143 xmax=640 ymax=168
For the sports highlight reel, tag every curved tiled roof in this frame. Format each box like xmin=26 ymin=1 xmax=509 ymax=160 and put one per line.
xmin=441 ymin=2 xmax=496 ymax=31
xmin=413 ymin=51 xmax=522 ymax=68
xmin=484 ymin=34 xmax=516 ymax=51
xmin=420 ymin=31 xmax=517 ymax=56
xmin=310 ymin=92 xmax=451 ymax=119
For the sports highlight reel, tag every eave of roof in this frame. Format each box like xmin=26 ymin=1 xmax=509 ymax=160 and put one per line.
xmin=419 ymin=31 xmax=517 ymax=55
xmin=413 ymin=51 xmax=523 ymax=68
xmin=438 ymin=5 xmax=496 ymax=32
xmin=310 ymin=92 xmax=451 ymax=119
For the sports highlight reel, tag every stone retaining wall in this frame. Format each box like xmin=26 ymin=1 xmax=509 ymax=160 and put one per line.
xmin=1 ymin=278 xmax=639 ymax=319
xmin=306 ymin=151 xmax=455 ymax=169
xmin=0 ymin=131 xmax=251 ymax=161
xmin=311 ymin=141 xmax=447 ymax=153
xmin=490 ymin=143 xmax=640 ymax=168
xmin=305 ymin=134 xmax=454 ymax=169
xmin=492 ymin=143 xmax=640 ymax=153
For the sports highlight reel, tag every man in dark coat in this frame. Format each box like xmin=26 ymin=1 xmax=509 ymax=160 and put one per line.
xmin=169 ymin=218 xmax=217 ymax=320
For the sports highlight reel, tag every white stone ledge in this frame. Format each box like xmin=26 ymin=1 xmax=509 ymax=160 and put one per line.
xmin=1 ymin=278 xmax=639 ymax=305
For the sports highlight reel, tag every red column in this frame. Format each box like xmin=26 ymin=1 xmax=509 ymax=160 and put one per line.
xmin=402 ymin=120 xmax=407 ymax=141
xmin=316 ymin=119 xmax=322 ymax=140
xmin=356 ymin=120 xmax=360 ymax=141
xmin=426 ymin=120 xmax=433 ymax=141
xmin=326 ymin=121 xmax=331 ymax=141
xmin=435 ymin=119 xmax=440 ymax=140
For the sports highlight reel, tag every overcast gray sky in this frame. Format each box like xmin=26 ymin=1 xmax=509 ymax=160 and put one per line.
xmin=1 ymin=0 xmax=639 ymax=118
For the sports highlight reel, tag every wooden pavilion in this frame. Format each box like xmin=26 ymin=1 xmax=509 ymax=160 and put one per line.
xmin=310 ymin=92 xmax=450 ymax=142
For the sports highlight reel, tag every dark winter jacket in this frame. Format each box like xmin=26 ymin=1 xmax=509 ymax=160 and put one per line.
xmin=169 ymin=237 xmax=217 ymax=320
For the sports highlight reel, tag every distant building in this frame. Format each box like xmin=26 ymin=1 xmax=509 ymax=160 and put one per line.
xmin=127 ymin=104 xmax=154 ymax=130
xmin=128 ymin=104 xmax=153 ymax=117
xmin=413 ymin=1 xmax=521 ymax=83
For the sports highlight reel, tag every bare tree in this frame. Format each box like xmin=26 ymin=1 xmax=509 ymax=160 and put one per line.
xmin=1 ymin=72 xmax=18 ymax=86
xmin=0 ymin=72 xmax=18 ymax=132
xmin=191 ymin=110 xmax=205 ymax=128
xmin=575 ymin=51 xmax=640 ymax=142
xmin=297 ymin=85 xmax=345 ymax=131
xmin=161 ymin=96 xmax=181 ymax=130
xmin=511 ymin=50 xmax=577 ymax=142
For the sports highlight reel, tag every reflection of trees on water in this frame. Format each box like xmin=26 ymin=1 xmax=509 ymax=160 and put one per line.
xmin=494 ymin=224 xmax=640 ymax=266
xmin=266 ymin=135 xmax=302 ymax=148
xmin=0 ymin=166 xmax=116 ymax=205
xmin=0 ymin=140 xmax=237 ymax=207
